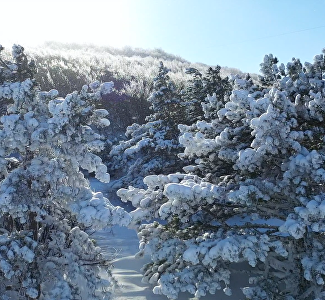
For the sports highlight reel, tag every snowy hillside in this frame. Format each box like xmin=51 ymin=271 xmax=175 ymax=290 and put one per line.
xmin=19 ymin=42 xmax=245 ymax=135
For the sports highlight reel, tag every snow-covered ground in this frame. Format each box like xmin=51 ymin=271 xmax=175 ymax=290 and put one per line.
xmin=94 ymin=225 xmax=169 ymax=300
xmin=90 ymin=178 xmax=247 ymax=300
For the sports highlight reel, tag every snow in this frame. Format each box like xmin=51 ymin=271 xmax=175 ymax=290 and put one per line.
xmin=90 ymin=178 xmax=249 ymax=300
xmin=94 ymin=225 xmax=249 ymax=300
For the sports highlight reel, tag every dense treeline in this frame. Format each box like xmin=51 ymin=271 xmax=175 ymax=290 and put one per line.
xmin=2 ymin=42 xmax=244 ymax=137
xmin=118 ymin=48 xmax=325 ymax=299
xmin=8 ymin=41 xmax=325 ymax=300
xmin=108 ymin=63 xmax=231 ymax=191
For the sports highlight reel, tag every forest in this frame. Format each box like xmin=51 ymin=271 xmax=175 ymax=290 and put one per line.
xmin=0 ymin=42 xmax=325 ymax=300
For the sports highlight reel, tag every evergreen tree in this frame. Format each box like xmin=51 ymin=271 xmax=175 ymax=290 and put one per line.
xmin=258 ymin=53 xmax=285 ymax=86
xmin=118 ymin=49 xmax=325 ymax=299
xmin=0 ymin=45 xmax=130 ymax=299
xmin=108 ymin=62 xmax=187 ymax=190
xmin=182 ymin=65 xmax=231 ymax=123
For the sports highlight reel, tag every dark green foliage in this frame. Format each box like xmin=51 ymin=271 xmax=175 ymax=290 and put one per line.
xmin=0 ymin=45 xmax=38 ymax=115
xmin=259 ymin=54 xmax=284 ymax=86
xmin=108 ymin=62 xmax=187 ymax=190
xmin=0 ymin=45 xmax=36 ymax=83
xmin=147 ymin=62 xmax=186 ymax=132
xmin=182 ymin=65 xmax=231 ymax=123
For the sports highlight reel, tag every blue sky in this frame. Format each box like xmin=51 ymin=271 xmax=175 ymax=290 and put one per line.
xmin=2 ymin=0 xmax=325 ymax=74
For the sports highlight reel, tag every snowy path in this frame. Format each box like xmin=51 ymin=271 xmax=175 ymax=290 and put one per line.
xmin=95 ymin=226 xmax=200 ymax=300
xmin=94 ymin=226 xmax=170 ymax=300
xmin=91 ymin=178 xmax=247 ymax=300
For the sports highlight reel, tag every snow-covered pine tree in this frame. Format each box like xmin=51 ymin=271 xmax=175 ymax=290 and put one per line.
xmin=118 ymin=49 xmax=325 ymax=299
xmin=108 ymin=62 xmax=187 ymax=190
xmin=181 ymin=65 xmax=231 ymax=124
xmin=0 ymin=45 xmax=130 ymax=300
xmin=258 ymin=53 xmax=285 ymax=86
xmin=178 ymin=72 xmax=263 ymax=179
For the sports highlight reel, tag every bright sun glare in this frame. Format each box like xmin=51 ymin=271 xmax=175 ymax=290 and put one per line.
xmin=1 ymin=0 xmax=131 ymax=48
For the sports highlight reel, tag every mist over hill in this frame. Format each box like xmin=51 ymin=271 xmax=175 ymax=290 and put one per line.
xmin=4 ymin=42 xmax=245 ymax=137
